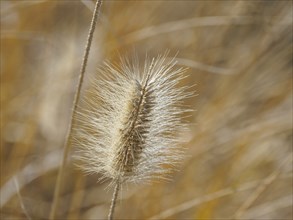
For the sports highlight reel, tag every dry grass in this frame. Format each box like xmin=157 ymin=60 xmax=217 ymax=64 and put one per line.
xmin=1 ymin=1 xmax=292 ymax=219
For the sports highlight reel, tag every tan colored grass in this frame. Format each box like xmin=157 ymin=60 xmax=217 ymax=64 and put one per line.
xmin=1 ymin=1 xmax=292 ymax=219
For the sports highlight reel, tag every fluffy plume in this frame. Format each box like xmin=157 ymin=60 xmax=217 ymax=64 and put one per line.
xmin=73 ymin=53 xmax=193 ymax=185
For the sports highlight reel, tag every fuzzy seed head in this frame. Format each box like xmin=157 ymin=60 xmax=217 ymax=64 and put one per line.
xmin=73 ymin=53 xmax=193 ymax=185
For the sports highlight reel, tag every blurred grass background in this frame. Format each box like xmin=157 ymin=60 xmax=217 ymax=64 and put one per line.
xmin=1 ymin=0 xmax=292 ymax=219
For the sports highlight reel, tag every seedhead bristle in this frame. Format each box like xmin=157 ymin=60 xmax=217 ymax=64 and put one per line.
xmin=73 ymin=53 xmax=193 ymax=185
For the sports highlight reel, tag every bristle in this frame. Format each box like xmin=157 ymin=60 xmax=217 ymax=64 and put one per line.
xmin=73 ymin=53 xmax=192 ymax=185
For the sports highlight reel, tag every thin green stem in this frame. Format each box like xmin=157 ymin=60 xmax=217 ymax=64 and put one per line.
xmin=49 ymin=1 xmax=103 ymax=219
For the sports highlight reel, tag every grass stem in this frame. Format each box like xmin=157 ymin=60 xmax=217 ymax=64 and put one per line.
xmin=49 ymin=1 xmax=103 ymax=219
xmin=108 ymin=182 xmax=120 ymax=220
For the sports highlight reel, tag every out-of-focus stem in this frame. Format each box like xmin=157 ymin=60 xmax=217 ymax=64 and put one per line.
xmin=49 ymin=1 xmax=103 ymax=219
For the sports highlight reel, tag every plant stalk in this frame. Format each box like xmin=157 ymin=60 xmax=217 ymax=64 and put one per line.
xmin=108 ymin=182 xmax=120 ymax=220
xmin=49 ymin=1 xmax=102 ymax=219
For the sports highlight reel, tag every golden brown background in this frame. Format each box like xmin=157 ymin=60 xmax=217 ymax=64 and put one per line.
xmin=1 ymin=0 xmax=292 ymax=219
